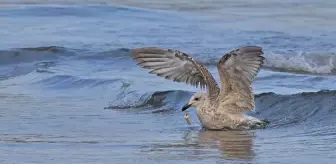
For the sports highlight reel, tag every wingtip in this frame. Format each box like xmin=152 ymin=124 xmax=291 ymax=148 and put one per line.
xmin=130 ymin=48 xmax=141 ymax=59
xmin=130 ymin=47 xmax=150 ymax=54
xmin=239 ymin=45 xmax=263 ymax=52
xmin=131 ymin=47 xmax=158 ymax=60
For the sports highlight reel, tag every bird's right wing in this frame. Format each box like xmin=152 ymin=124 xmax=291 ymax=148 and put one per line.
xmin=131 ymin=47 xmax=220 ymax=101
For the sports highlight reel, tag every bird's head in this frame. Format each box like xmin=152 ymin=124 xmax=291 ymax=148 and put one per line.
xmin=181 ymin=92 xmax=206 ymax=112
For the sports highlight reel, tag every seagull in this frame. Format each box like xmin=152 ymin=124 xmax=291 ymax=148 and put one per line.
xmin=131 ymin=46 xmax=268 ymax=130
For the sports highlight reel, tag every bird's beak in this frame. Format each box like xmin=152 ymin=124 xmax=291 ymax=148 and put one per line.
xmin=181 ymin=103 xmax=191 ymax=112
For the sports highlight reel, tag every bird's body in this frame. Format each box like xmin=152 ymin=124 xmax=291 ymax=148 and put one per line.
xmin=131 ymin=46 xmax=268 ymax=130
xmin=185 ymin=93 xmax=266 ymax=130
xmin=196 ymin=105 xmax=266 ymax=130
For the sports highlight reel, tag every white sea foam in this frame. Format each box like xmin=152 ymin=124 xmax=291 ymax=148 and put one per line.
xmin=263 ymin=51 xmax=336 ymax=75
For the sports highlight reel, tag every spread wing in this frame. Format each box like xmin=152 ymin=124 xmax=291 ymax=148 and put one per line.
xmin=131 ymin=47 xmax=220 ymax=101
xmin=217 ymin=46 xmax=264 ymax=113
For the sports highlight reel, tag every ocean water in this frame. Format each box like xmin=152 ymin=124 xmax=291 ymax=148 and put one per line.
xmin=1 ymin=1 xmax=336 ymax=163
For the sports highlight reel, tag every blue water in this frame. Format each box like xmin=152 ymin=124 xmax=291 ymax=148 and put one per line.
xmin=1 ymin=1 xmax=336 ymax=163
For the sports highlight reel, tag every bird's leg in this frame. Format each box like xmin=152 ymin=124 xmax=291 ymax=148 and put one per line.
xmin=184 ymin=112 xmax=192 ymax=125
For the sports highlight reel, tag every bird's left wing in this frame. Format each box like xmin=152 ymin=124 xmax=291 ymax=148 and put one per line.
xmin=217 ymin=46 xmax=265 ymax=113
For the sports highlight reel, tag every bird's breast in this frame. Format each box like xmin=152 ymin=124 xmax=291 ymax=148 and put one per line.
xmin=196 ymin=110 xmax=225 ymax=130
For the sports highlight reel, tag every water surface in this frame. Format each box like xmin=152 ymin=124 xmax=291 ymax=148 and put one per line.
xmin=1 ymin=1 xmax=336 ymax=163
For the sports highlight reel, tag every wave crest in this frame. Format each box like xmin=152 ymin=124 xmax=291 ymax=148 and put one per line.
xmin=2 ymin=46 xmax=336 ymax=76
xmin=263 ymin=51 xmax=336 ymax=75
xmin=106 ymin=90 xmax=192 ymax=114
xmin=0 ymin=46 xmax=74 ymax=65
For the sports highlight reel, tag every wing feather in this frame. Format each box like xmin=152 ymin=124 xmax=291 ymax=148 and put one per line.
xmin=217 ymin=46 xmax=264 ymax=113
xmin=132 ymin=47 xmax=220 ymax=101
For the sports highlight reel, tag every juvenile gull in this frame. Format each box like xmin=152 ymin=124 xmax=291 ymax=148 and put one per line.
xmin=131 ymin=46 xmax=268 ymax=130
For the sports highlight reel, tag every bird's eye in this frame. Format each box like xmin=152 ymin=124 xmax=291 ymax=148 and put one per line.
xmin=194 ymin=98 xmax=199 ymax=101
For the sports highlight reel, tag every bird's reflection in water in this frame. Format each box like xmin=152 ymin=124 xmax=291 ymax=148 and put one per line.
xmin=140 ymin=128 xmax=256 ymax=161
xmin=185 ymin=128 xmax=256 ymax=160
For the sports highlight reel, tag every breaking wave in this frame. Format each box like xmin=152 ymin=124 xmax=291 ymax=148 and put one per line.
xmin=263 ymin=51 xmax=336 ymax=75
xmin=106 ymin=89 xmax=336 ymax=127
xmin=1 ymin=46 xmax=336 ymax=82
xmin=0 ymin=46 xmax=75 ymax=65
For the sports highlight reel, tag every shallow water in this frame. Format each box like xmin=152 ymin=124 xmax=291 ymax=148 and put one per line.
xmin=1 ymin=1 xmax=336 ymax=163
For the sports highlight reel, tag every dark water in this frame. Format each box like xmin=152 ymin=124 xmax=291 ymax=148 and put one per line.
xmin=1 ymin=1 xmax=336 ymax=163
